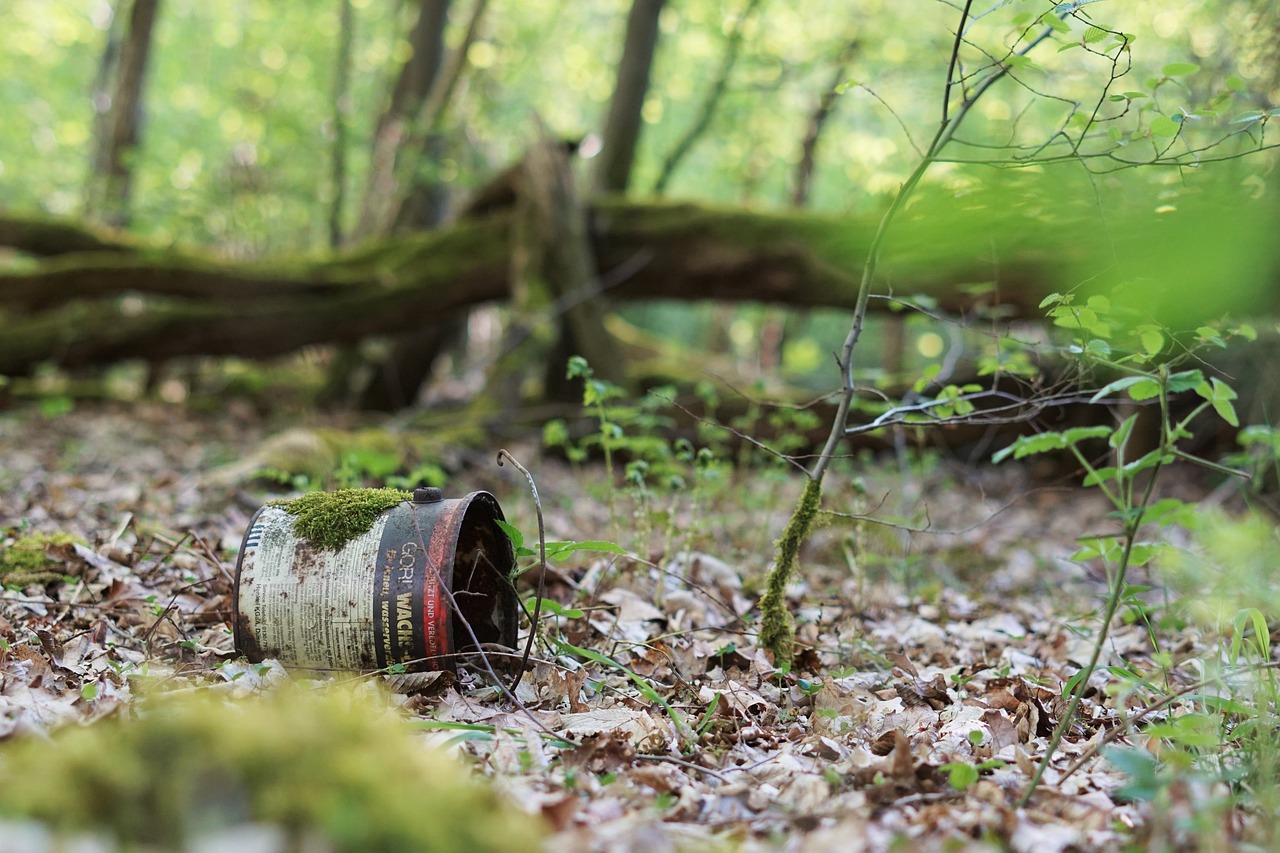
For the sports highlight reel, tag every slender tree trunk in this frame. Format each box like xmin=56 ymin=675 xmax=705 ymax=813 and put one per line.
xmin=522 ymin=133 xmax=626 ymax=399
xmin=792 ymin=38 xmax=856 ymax=208
xmin=388 ymin=0 xmax=490 ymax=232
xmin=88 ymin=3 xmax=126 ymax=161
xmin=84 ymin=0 xmax=162 ymax=229
xmin=350 ymin=0 xmax=490 ymax=409
xmin=328 ymin=0 xmax=356 ymax=248
xmin=353 ymin=0 xmax=451 ymax=239
xmin=592 ymin=0 xmax=666 ymax=195
xmin=652 ymin=0 xmax=761 ymax=195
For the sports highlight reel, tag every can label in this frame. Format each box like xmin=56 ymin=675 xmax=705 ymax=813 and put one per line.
xmin=236 ymin=506 xmax=385 ymax=670
xmin=372 ymin=500 xmax=461 ymax=668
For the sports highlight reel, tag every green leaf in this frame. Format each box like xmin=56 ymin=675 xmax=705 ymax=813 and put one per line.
xmin=1073 ymin=536 xmax=1122 ymax=562
xmin=1126 ymin=543 xmax=1160 ymax=567
xmin=1226 ymin=75 xmax=1247 ymax=92
xmin=1166 ymin=370 xmax=1204 ymax=393
xmin=993 ymin=432 xmax=1065 ymax=463
xmin=1137 ymin=327 xmax=1164 ymax=356
xmin=943 ymin=762 xmax=980 ymax=791
xmin=1128 ymin=379 xmax=1161 ymax=401
xmin=1083 ymin=338 xmax=1112 ymax=358
xmin=1235 ymin=607 xmax=1271 ymax=660
xmin=544 ymin=539 xmax=628 ymax=561
xmin=1062 ymin=426 xmax=1113 ymax=445
xmin=1198 ymin=377 xmax=1239 ymax=427
xmin=1121 ymin=450 xmax=1170 ymax=478
xmin=1110 ymin=413 xmax=1139 ymax=451
xmin=1194 ymin=326 xmax=1226 ymax=348
xmin=1081 ymin=465 xmax=1117 ymax=487
xmin=1140 ymin=498 xmax=1192 ymax=528
xmin=1145 ymin=713 xmax=1220 ymax=748
xmin=1162 ymin=62 xmax=1200 ymax=76
xmin=1042 ymin=13 xmax=1071 ymax=34
xmin=1196 ymin=694 xmax=1254 ymax=716
xmin=542 ymin=418 xmax=571 ymax=448
xmin=1062 ymin=667 xmax=1091 ymax=699
xmin=531 ymin=598 xmax=585 ymax=619
xmin=494 ymin=519 xmax=524 ymax=550
xmin=1105 ymin=745 xmax=1162 ymax=802
xmin=80 ymin=682 xmax=99 ymax=701
xmin=1149 ymin=116 xmax=1180 ymax=137
xmin=1091 ymin=375 xmax=1147 ymax=402
xmin=1232 ymin=110 xmax=1265 ymax=125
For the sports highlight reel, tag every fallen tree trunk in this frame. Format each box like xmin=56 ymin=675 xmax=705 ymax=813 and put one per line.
xmin=0 ymin=200 xmax=1061 ymax=375
xmin=2 ymin=185 xmax=1273 ymax=377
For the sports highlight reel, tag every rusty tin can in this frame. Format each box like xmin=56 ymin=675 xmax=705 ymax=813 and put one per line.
xmin=233 ymin=488 xmax=517 ymax=671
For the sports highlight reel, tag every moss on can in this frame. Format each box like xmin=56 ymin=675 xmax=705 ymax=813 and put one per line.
xmin=271 ymin=487 xmax=411 ymax=551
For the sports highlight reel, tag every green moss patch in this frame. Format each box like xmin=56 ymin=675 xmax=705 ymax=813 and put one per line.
xmin=273 ymin=488 xmax=411 ymax=551
xmin=0 ymin=532 xmax=86 ymax=586
xmin=0 ymin=684 xmax=541 ymax=852
xmin=758 ymin=476 xmax=824 ymax=668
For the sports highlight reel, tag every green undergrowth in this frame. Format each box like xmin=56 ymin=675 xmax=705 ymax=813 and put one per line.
xmin=0 ymin=683 xmax=541 ymax=852
xmin=249 ymin=426 xmax=459 ymax=492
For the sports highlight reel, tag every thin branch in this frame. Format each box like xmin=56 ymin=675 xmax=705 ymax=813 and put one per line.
xmin=652 ymin=0 xmax=764 ymax=195
xmin=810 ymin=8 xmax=1069 ymax=485
xmin=940 ymin=0 xmax=974 ymax=127
xmin=496 ymin=449 xmax=546 ymax=689
xmin=843 ymin=388 xmax=1104 ymax=436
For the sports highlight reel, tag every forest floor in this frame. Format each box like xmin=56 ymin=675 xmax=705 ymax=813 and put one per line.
xmin=0 ymin=400 xmax=1270 ymax=851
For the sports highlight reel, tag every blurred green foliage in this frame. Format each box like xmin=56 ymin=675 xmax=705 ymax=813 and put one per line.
xmin=0 ymin=683 xmax=542 ymax=851
xmin=1 ymin=1 xmax=1276 ymax=391
xmin=3 ymin=0 xmax=1275 ymax=251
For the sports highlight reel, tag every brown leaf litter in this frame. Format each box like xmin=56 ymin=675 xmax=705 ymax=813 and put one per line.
xmin=0 ymin=401 xmax=1268 ymax=851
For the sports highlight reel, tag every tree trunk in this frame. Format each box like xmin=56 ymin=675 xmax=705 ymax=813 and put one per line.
xmin=84 ymin=0 xmax=162 ymax=229
xmin=388 ymin=0 xmax=490 ymax=233
xmin=652 ymin=0 xmax=761 ymax=195
xmin=344 ymin=0 xmax=491 ymax=408
xmin=519 ymin=133 xmax=625 ymax=399
xmin=592 ymin=0 xmax=666 ymax=195
xmin=353 ymin=0 xmax=451 ymax=240
xmin=328 ymin=0 xmax=356 ymax=248
xmin=5 ymin=184 xmax=1271 ymax=382
xmin=792 ymin=38 xmax=857 ymax=208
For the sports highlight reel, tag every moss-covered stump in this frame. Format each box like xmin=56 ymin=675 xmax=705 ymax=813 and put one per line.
xmin=0 ymin=684 xmax=542 ymax=852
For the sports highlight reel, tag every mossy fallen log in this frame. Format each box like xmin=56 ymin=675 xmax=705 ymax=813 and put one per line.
xmin=3 ymin=190 xmax=1272 ymax=378
xmin=0 ymin=201 xmax=1062 ymax=375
